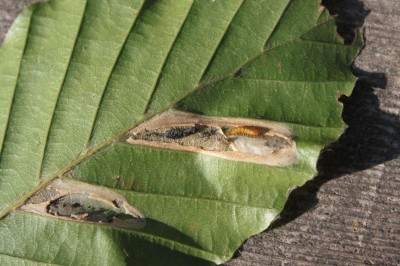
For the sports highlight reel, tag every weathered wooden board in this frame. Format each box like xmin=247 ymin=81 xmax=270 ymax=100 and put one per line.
xmin=1 ymin=0 xmax=399 ymax=265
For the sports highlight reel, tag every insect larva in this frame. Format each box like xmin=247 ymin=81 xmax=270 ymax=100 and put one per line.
xmin=227 ymin=126 xmax=265 ymax=138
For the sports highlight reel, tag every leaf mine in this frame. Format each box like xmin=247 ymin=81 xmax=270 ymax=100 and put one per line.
xmin=20 ymin=179 xmax=146 ymax=230
xmin=127 ymin=110 xmax=296 ymax=166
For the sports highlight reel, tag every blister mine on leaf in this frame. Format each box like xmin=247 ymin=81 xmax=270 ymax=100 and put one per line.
xmin=127 ymin=110 xmax=296 ymax=166
xmin=21 ymin=179 xmax=146 ymax=230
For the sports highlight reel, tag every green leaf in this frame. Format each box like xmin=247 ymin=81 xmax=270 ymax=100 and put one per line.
xmin=0 ymin=0 xmax=362 ymax=264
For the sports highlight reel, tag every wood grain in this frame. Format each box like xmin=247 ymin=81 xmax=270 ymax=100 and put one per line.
xmin=1 ymin=0 xmax=399 ymax=265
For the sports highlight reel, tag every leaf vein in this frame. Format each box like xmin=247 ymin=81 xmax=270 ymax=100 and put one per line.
xmin=86 ymin=1 xmax=146 ymax=147
xmin=0 ymin=252 xmax=61 ymax=266
xmin=142 ymin=0 xmax=195 ymax=114
xmin=0 ymin=9 xmax=33 ymax=157
xmin=37 ymin=0 xmax=89 ymax=180
xmin=262 ymin=0 xmax=292 ymax=47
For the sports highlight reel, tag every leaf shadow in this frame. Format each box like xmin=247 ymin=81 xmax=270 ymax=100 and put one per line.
xmin=115 ymin=218 xmax=214 ymax=266
xmin=321 ymin=0 xmax=370 ymax=44
xmin=267 ymin=0 xmax=398 ymax=230
xmin=269 ymin=70 xmax=390 ymax=229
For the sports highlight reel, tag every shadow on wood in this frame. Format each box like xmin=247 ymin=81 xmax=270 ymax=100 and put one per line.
xmin=268 ymin=0 xmax=398 ymax=231
xmin=229 ymin=2 xmax=399 ymax=260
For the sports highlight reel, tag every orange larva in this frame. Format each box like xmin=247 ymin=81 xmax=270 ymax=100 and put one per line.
xmin=227 ymin=126 xmax=264 ymax=137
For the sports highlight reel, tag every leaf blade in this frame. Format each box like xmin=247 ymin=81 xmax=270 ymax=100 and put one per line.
xmin=0 ymin=0 xmax=363 ymax=264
